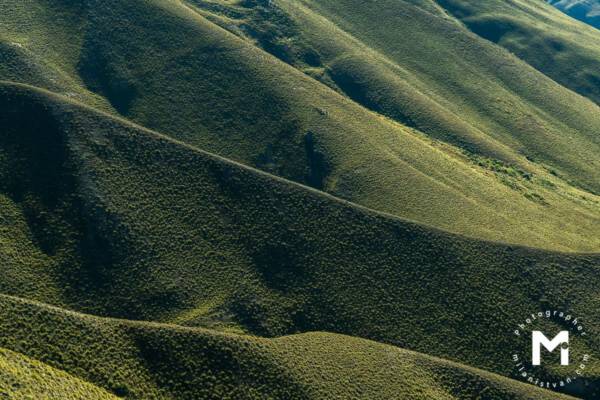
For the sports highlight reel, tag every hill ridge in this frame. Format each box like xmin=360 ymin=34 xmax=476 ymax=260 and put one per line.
xmin=2 ymin=80 xmax=598 ymax=256
xmin=1 ymin=81 xmax=600 ymax=399
xmin=0 ymin=292 xmax=580 ymax=399
xmin=2 ymin=0 xmax=600 ymax=251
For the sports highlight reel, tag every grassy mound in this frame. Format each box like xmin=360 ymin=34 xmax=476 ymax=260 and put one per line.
xmin=0 ymin=347 xmax=118 ymax=400
xmin=0 ymin=0 xmax=599 ymax=251
xmin=0 ymin=82 xmax=599 ymax=397
xmin=435 ymin=0 xmax=600 ymax=105
xmin=1 ymin=2 xmax=600 ymax=397
xmin=0 ymin=294 xmax=580 ymax=399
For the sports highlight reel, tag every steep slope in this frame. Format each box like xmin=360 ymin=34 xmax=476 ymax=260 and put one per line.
xmin=549 ymin=0 xmax=600 ymax=29
xmin=1 ymin=82 xmax=599 ymax=397
xmin=186 ymin=0 xmax=600 ymax=194
xmin=433 ymin=0 xmax=600 ymax=105
xmin=0 ymin=294 xmax=580 ymax=399
xmin=1 ymin=0 xmax=600 ymax=252
xmin=0 ymin=347 xmax=118 ymax=400
xmin=265 ymin=0 xmax=600 ymax=192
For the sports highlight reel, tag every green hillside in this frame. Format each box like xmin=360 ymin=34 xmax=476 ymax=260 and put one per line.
xmin=1 ymin=0 xmax=600 ymax=398
xmin=0 ymin=347 xmax=118 ymax=400
xmin=435 ymin=0 xmax=600 ymax=105
xmin=187 ymin=0 xmax=600 ymax=193
xmin=0 ymin=294 xmax=580 ymax=399
xmin=1 ymin=82 xmax=599 ymax=397
xmin=1 ymin=0 xmax=600 ymax=252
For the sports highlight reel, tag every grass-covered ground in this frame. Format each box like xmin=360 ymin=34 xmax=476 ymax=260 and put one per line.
xmin=1 ymin=0 xmax=600 ymax=398
xmin=0 ymin=347 xmax=118 ymax=400
xmin=0 ymin=294 xmax=581 ymax=399
xmin=1 ymin=0 xmax=599 ymax=252
xmin=434 ymin=0 xmax=600 ymax=105
xmin=0 ymin=82 xmax=599 ymax=397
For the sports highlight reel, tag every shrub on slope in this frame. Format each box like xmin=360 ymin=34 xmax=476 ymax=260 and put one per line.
xmin=1 ymin=0 xmax=600 ymax=251
xmin=435 ymin=0 xmax=600 ymax=105
xmin=0 ymin=83 xmax=599 ymax=396
xmin=0 ymin=294 xmax=581 ymax=399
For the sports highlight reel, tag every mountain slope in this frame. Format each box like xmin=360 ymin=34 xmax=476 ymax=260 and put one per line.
xmin=1 ymin=82 xmax=599 ymax=397
xmin=434 ymin=0 xmax=600 ymax=105
xmin=0 ymin=347 xmax=118 ymax=400
xmin=1 ymin=0 xmax=599 ymax=252
xmin=2 ymin=1 xmax=600 ymax=398
xmin=0 ymin=294 xmax=580 ymax=399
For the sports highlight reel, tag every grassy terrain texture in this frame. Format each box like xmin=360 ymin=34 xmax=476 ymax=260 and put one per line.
xmin=434 ymin=0 xmax=600 ymax=105
xmin=1 ymin=0 xmax=600 ymax=252
xmin=0 ymin=294 xmax=581 ymax=399
xmin=0 ymin=82 xmax=599 ymax=398
xmin=0 ymin=0 xmax=600 ymax=399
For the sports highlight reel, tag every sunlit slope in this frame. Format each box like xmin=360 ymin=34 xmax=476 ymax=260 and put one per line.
xmin=434 ymin=0 xmax=600 ymax=105
xmin=260 ymin=0 xmax=600 ymax=195
xmin=273 ymin=333 xmax=582 ymax=400
xmin=0 ymin=0 xmax=114 ymax=112
xmin=1 ymin=83 xmax=600 ymax=392
xmin=0 ymin=294 xmax=580 ymax=400
xmin=0 ymin=347 xmax=118 ymax=400
xmin=1 ymin=1 xmax=600 ymax=251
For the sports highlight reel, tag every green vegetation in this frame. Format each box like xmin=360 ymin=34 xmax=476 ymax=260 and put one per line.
xmin=0 ymin=294 xmax=581 ymax=399
xmin=435 ymin=0 xmax=600 ymax=105
xmin=1 ymin=0 xmax=600 ymax=398
xmin=0 ymin=0 xmax=599 ymax=252
xmin=0 ymin=82 xmax=599 ymax=398
xmin=0 ymin=347 xmax=118 ymax=400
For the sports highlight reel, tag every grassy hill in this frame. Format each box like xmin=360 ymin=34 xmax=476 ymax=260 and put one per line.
xmin=0 ymin=294 xmax=581 ymax=399
xmin=0 ymin=347 xmax=118 ymax=400
xmin=434 ymin=0 xmax=600 ymax=105
xmin=1 ymin=0 xmax=600 ymax=252
xmin=1 ymin=1 xmax=600 ymax=398
xmin=1 ymin=82 xmax=600 ymax=397
xmin=187 ymin=0 xmax=600 ymax=193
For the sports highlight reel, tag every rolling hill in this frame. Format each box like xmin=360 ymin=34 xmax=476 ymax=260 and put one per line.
xmin=434 ymin=0 xmax=600 ymax=105
xmin=1 ymin=0 xmax=600 ymax=252
xmin=1 ymin=82 xmax=600 ymax=398
xmin=0 ymin=294 xmax=583 ymax=399
xmin=1 ymin=0 xmax=600 ymax=398
xmin=0 ymin=347 xmax=118 ymax=400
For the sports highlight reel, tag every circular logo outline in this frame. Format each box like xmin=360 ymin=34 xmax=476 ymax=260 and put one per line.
xmin=512 ymin=310 xmax=590 ymax=390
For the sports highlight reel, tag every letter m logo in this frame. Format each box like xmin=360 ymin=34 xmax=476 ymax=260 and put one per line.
xmin=532 ymin=331 xmax=569 ymax=366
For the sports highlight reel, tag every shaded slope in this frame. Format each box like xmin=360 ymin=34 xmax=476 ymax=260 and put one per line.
xmin=1 ymin=83 xmax=600 ymax=396
xmin=0 ymin=294 xmax=580 ymax=400
xmin=549 ymin=0 xmax=600 ymax=29
xmin=0 ymin=347 xmax=118 ymax=400
xmin=1 ymin=0 xmax=600 ymax=252
xmin=434 ymin=0 xmax=600 ymax=105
